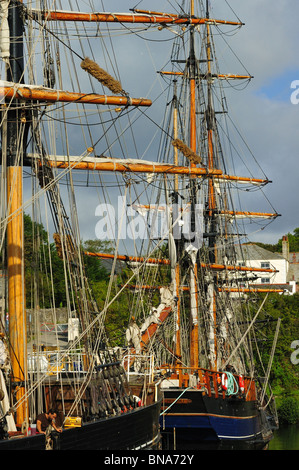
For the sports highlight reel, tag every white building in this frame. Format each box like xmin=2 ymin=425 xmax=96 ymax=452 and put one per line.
xmin=235 ymin=244 xmax=295 ymax=294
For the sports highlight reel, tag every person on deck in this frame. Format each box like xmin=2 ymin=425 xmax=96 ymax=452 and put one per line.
xmin=36 ymin=409 xmax=62 ymax=434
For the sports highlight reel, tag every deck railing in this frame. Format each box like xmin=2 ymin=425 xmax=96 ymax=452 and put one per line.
xmin=159 ymin=365 xmax=257 ymax=401
xmin=122 ymin=353 xmax=155 ymax=381
xmin=27 ymin=349 xmax=87 ymax=379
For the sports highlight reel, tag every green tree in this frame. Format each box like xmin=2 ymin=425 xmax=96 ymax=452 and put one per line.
xmin=258 ymin=293 xmax=299 ymax=391
xmin=278 ymin=396 xmax=299 ymax=424
xmin=23 ymin=213 xmax=60 ymax=308
xmin=24 ymin=214 xmax=78 ymax=307
xmin=22 ymin=214 xmax=132 ymax=343
xmin=82 ymin=239 xmax=113 ymax=283
xmin=256 ymin=227 xmax=299 ymax=253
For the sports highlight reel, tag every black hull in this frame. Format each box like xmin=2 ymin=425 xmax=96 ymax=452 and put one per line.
xmin=0 ymin=400 xmax=161 ymax=450
xmin=160 ymin=389 xmax=274 ymax=450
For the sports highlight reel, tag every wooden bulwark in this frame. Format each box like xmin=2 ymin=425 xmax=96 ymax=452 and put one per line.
xmin=200 ymin=368 xmax=256 ymax=401
xmin=161 ymin=366 xmax=256 ymax=402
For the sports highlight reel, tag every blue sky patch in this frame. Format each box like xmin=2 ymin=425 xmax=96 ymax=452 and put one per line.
xmin=256 ymin=69 xmax=299 ymax=102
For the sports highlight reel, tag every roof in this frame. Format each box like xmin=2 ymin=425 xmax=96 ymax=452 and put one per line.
xmin=235 ymin=243 xmax=286 ymax=261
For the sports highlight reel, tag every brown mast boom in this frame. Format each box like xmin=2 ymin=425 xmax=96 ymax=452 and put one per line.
xmin=32 ymin=10 xmax=244 ymax=27
xmin=84 ymin=251 xmax=278 ymax=274
xmin=30 ymin=155 xmax=270 ymax=185
xmin=40 ymin=159 xmax=222 ymax=176
xmin=0 ymin=84 xmax=151 ymax=107
xmin=160 ymin=71 xmax=253 ymax=80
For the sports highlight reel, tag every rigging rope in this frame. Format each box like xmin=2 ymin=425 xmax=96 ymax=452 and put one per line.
xmin=223 ymin=294 xmax=269 ymax=370
xmin=160 ymin=386 xmax=192 ymax=415
xmin=224 ymin=372 xmax=239 ymax=396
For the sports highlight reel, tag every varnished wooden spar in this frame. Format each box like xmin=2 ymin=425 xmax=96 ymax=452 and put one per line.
xmin=0 ymin=84 xmax=151 ymax=107
xmin=84 ymin=251 xmax=171 ymax=265
xmin=30 ymin=154 xmax=270 ymax=185
xmin=124 ymin=284 xmax=284 ymax=294
xmin=220 ymin=210 xmax=279 ymax=219
xmin=84 ymin=251 xmax=278 ymax=274
xmin=160 ymin=71 xmax=253 ymax=80
xmin=129 ymin=203 xmax=279 ymax=220
xmin=32 ymin=10 xmax=244 ymax=27
xmin=201 ymin=262 xmax=278 ymax=274
xmin=42 ymin=159 xmax=222 ymax=176
xmin=220 ymin=287 xmax=284 ymax=293
xmin=214 ymin=175 xmax=270 ymax=185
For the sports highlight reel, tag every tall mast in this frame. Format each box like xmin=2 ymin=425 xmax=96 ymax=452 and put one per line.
xmin=205 ymin=0 xmax=218 ymax=370
xmin=206 ymin=1 xmax=216 ymax=241
xmin=172 ymin=81 xmax=181 ymax=362
xmin=5 ymin=0 xmax=27 ymax=426
xmin=189 ymin=0 xmax=199 ymax=371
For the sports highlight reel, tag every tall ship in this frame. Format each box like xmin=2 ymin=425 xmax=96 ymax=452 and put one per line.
xmin=0 ymin=0 xmax=163 ymax=450
xmin=0 ymin=0 xmax=280 ymax=451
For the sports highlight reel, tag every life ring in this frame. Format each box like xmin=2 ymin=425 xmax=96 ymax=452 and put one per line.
xmin=133 ymin=395 xmax=143 ymax=407
xmin=239 ymin=375 xmax=245 ymax=393
xmin=221 ymin=373 xmax=228 ymax=391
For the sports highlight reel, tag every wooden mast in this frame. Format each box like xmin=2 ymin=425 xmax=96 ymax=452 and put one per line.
xmin=5 ymin=0 xmax=27 ymax=427
xmin=205 ymin=0 xmax=218 ymax=371
xmin=172 ymin=81 xmax=181 ymax=362
xmin=189 ymin=0 xmax=199 ymax=372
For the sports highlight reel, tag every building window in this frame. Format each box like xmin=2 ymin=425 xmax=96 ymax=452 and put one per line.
xmin=261 ymin=277 xmax=270 ymax=284
xmin=261 ymin=262 xmax=270 ymax=269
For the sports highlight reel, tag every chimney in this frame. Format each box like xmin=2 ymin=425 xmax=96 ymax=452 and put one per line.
xmin=282 ymin=235 xmax=289 ymax=261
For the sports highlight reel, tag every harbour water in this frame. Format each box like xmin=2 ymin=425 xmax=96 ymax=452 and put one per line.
xmin=268 ymin=424 xmax=299 ymax=450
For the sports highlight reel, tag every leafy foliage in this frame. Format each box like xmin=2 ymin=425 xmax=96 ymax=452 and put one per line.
xmin=24 ymin=213 xmax=66 ymax=308
xmin=278 ymin=396 xmax=299 ymax=424
xmin=83 ymin=239 xmax=113 ymax=282
xmin=259 ymin=293 xmax=299 ymax=390
xmin=256 ymin=227 xmax=299 ymax=253
xmin=24 ymin=214 xmax=112 ymax=308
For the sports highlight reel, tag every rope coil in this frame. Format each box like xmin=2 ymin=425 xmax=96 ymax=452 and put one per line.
xmin=223 ymin=372 xmax=239 ymax=396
